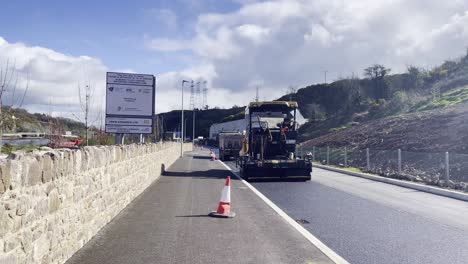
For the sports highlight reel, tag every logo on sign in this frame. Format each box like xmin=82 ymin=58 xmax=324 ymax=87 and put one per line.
xmin=108 ymin=87 xmax=114 ymax=92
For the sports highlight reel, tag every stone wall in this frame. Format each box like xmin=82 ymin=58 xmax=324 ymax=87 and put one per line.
xmin=0 ymin=142 xmax=192 ymax=264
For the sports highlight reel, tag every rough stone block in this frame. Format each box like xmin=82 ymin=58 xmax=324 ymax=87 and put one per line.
xmin=34 ymin=198 xmax=49 ymax=218
xmin=32 ymin=234 xmax=49 ymax=262
xmin=48 ymin=189 xmax=60 ymax=213
xmin=26 ymin=157 xmax=42 ymax=186
xmin=16 ymin=196 xmax=28 ymax=216
xmin=3 ymin=200 xmax=16 ymax=211
xmin=41 ymin=155 xmax=53 ymax=183
xmin=20 ymin=229 xmax=32 ymax=253
xmin=74 ymin=150 xmax=82 ymax=175
xmin=80 ymin=150 xmax=89 ymax=172
xmin=0 ymin=206 xmax=12 ymax=238
xmin=0 ymin=162 xmax=11 ymax=194
xmin=4 ymin=235 xmax=20 ymax=252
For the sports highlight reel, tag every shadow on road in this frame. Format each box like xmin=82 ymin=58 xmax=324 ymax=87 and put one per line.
xmin=175 ymin=214 xmax=211 ymax=218
xmin=163 ymin=169 xmax=239 ymax=180
xmin=191 ymin=155 xmax=212 ymax=160
xmin=246 ymin=178 xmax=309 ymax=183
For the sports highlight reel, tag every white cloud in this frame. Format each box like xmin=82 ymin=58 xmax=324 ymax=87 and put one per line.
xmin=304 ymin=24 xmax=343 ymax=46
xmin=145 ymin=8 xmax=178 ymax=30
xmin=146 ymin=37 xmax=188 ymax=52
xmin=236 ymin=24 xmax=271 ymax=44
xmin=147 ymin=0 xmax=468 ymax=97
xmin=0 ymin=37 xmax=107 ymax=124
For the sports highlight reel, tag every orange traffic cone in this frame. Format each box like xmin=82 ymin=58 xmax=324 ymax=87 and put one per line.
xmin=209 ymin=176 xmax=236 ymax=218
xmin=210 ymin=151 xmax=216 ymax=161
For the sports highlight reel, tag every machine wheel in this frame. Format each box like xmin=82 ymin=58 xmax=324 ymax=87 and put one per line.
xmin=240 ymin=167 xmax=249 ymax=181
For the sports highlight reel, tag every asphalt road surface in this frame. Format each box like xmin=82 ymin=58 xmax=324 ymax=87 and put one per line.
xmin=66 ymin=149 xmax=334 ymax=264
xmin=223 ymin=160 xmax=468 ymax=264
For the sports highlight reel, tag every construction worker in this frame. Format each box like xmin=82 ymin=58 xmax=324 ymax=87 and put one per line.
xmin=281 ymin=118 xmax=291 ymax=136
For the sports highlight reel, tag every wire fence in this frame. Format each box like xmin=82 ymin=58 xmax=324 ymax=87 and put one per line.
xmin=297 ymin=145 xmax=468 ymax=191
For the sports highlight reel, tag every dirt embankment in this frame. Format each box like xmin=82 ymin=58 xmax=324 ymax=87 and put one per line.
xmin=301 ymin=104 xmax=468 ymax=189
xmin=302 ymin=104 xmax=468 ymax=154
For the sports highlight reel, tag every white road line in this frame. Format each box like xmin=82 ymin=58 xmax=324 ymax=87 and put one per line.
xmin=218 ymin=160 xmax=350 ymax=264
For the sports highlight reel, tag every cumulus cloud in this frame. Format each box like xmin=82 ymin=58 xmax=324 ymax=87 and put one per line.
xmin=0 ymin=37 xmax=107 ymax=124
xmin=0 ymin=37 xmax=252 ymax=123
xmin=147 ymin=0 xmax=468 ymax=98
xmin=146 ymin=37 xmax=189 ymax=52
xmin=145 ymin=8 xmax=178 ymax=30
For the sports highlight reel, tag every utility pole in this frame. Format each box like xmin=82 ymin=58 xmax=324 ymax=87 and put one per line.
xmin=324 ymin=70 xmax=328 ymax=84
xmin=196 ymin=81 xmax=201 ymax=109
xmin=181 ymin=80 xmax=190 ymax=157
xmin=202 ymin=81 xmax=208 ymax=109
xmin=192 ymin=109 xmax=196 ymax=144
xmin=255 ymin=86 xmax=259 ymax=102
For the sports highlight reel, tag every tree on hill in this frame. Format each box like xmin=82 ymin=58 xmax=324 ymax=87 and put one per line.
xmin=364 ymin=64 xmax=391 ymax=98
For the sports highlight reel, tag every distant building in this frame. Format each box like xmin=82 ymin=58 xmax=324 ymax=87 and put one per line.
xmin=164 ymin=131 xmax=182 ymax=141
xmin=209 ymin=119 xmax=246 ymax=139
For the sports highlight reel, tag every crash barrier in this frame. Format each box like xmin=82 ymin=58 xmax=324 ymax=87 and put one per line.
xmin=0 ymin=142 xmax=192 ymax=264
xmin=297 ymin=146 xmax=468 ymax=192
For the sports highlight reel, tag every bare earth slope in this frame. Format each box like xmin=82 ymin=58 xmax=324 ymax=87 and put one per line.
xmin=302 ymin=104 xmax=468 ymax=154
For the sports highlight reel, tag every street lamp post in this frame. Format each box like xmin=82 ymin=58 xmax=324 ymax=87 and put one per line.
xmin=181 ymin=80 xmax=190 ymax=157
xmin=192 ymin=109 xmax=196 ymax=144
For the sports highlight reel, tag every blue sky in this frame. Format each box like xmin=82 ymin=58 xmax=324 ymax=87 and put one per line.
xmin=1 ymin=0 xmax=241 ymax=74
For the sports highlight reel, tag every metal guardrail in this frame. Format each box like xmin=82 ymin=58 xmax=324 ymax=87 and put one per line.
xmin=297 ymin=146 xmax=468 ymax=189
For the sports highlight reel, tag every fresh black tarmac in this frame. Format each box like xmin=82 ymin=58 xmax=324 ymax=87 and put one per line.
xmin=66 ymin=149 xmax=334 ymax=264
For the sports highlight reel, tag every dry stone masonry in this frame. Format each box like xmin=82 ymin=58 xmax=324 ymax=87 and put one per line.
xmin=0 ymin=142 xmax=192 ymax=264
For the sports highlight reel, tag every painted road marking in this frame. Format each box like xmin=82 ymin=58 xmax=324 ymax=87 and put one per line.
xmin=218 ymin=160 xmax=350 ymax=264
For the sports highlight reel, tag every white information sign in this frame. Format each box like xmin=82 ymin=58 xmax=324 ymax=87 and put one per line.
xmin=105 ymin=117 xmax=153 ymax=126
xmin=106 ymin=84 xmax=154 ymax=116
xmin=107 ymin=72 xmax=154 ymax=86
xmin=105 ymin=72 xmax=155 ymax=134
xmin=105 ymin=125 xmax=152 ymax=134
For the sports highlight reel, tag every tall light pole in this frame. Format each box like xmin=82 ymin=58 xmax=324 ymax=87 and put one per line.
xmin=181 ymin=80 xmax=190 ymax=157
xmin=192 ymin=108 xmax=196 ymax=144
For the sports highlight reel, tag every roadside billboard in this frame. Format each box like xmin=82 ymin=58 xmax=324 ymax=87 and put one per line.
xmin=105 ymin=72 xmax=155 ymax=134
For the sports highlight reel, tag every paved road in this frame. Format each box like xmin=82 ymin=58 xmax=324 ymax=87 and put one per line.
xmin=223 ymin=161 xmax=468 ymax=264
xmin=66 ymin=149 xmax=334 ymax=264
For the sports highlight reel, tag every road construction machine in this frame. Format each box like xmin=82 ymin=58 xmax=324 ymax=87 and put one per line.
xmin=237 ymin=101 xmax=312 ymax=180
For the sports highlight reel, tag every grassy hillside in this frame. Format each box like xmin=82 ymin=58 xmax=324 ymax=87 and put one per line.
xmin=288 ymin=50 xmax=468 ymax=142
xmin=297 ymin=50 xmax=468 ymax=154
xmin=1 ymin=107 xmax=86 ymax=135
